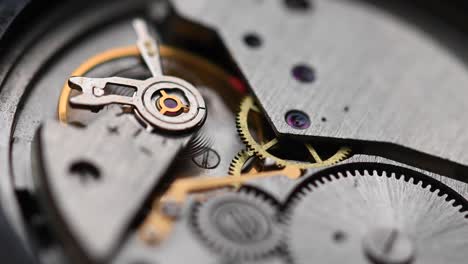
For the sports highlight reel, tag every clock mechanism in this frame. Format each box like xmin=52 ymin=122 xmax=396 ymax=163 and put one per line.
xmin=0 ymin=0 xmax=467 ymax=263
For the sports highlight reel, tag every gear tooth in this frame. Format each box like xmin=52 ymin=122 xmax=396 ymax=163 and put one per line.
xmin=228 ymin=150 xmax=247 ymax=176
xmin=235 ymin=96 xmax=255 ymax=149
xmin=228 ymin=149 xmax=257 ymax=177
xmin=452 ymin=202 xmax=464 ymax=212
xmin=415 ymin=179 xmax=423 ymax=187
xmin=459 ymin=205 xmax=468 ymax=213
xmin=446 ymin=198 xmax=456 ymax=206
xmin=439 ymin=193 xmax=449 ymax=201
xmin=402 ymin=174 xmax=409 ymax=181
xmin=425 ymin=183 xmax=433 ymax=191
xmin=324 ymin=174 xmax=334 ymax=182
xmin=353 ymin=169 xmax=362 ymax=177
xmin=318 ymin=178 xmax=328 ymax=185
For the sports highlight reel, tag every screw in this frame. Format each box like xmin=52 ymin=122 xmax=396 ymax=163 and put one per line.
xmin=363 ymin=227 xmax=415 ymax=264
xmin=192 ymin=148 xmax=221 ymax=169
xmin=285 ymin=110 xmax=311 ymax=129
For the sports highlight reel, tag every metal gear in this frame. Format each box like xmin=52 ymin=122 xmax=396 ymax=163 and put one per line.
xmin=284 ymin=163 xmax=468 ymax=264
xmin=191 ymin=189 xmax=283 ymax=260
xmin=229 ymin=150 xmax=257 ymax=177
xmin=236 ymin=96 xmax=351 ymax=169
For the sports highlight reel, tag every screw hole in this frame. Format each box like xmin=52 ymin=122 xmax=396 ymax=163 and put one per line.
xmin=333 ymin=231 xmax=347 ymax=243
xmin=292 ymin=64 xmax=316 ymax=83
xmin=285 ymin=110 xmax=311 ymax=129
xmin=321 ymin=117 xmax=327 ymax=122
xmin=69 ymin=160 xmax=101 ymax=182
xmin=344 ymin=106 xmax=350 ymax=112
xmin=243 ymin=33 xmax=262 ymax=48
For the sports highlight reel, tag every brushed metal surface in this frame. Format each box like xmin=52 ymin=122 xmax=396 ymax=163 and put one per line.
xmin=287 ymin=166 xmax=468 ymax=264
xmin=1 ymin=1 xmax=467 ymax=263
xmin=33 ymin=108 xmax=188 ymax=262
xmin=171 ymin=0 xmax=468 ymax=167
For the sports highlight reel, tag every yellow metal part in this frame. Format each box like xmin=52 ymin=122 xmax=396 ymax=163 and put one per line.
xmin=156 ymin=90 xmax=189 ymax=115
xmin=228 ymin=149 xmax=256 ymax=176
xmin=139 ymin=166 xmax=302 ymax=244
xmin=58 ymin=46 xmax=139 ymax=122
xmin=236 ymin=96 xmax=352 ymax=169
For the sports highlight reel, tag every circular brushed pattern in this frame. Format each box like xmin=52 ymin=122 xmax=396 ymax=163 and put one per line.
xmin=191 ymin=190 xmax=283 ymax=260
xmin=285 ymin=167 xmax=468 ymax=264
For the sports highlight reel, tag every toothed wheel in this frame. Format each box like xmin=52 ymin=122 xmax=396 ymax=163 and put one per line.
xmin=236 ymin=96 xmax=351 ymax=170
xmin=283 ymin=163 xmax=468 ymax=264
xmin=191 ymin=189 xmax=283 ymax=260
xmin=228 ymin=150 xmax=261 ymax=177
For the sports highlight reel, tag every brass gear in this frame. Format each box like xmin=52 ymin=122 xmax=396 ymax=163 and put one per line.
xmin=236 ymin=96 xmax=351 ymax=170
xmin=229 ymin=150 xmax=255 ymax=176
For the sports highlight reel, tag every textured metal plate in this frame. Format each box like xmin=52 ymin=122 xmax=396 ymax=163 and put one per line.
xmin=172 ymin=0 xmax=468 ymax=167
xmin=33 ymin=109 xmax=188 ymax=262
